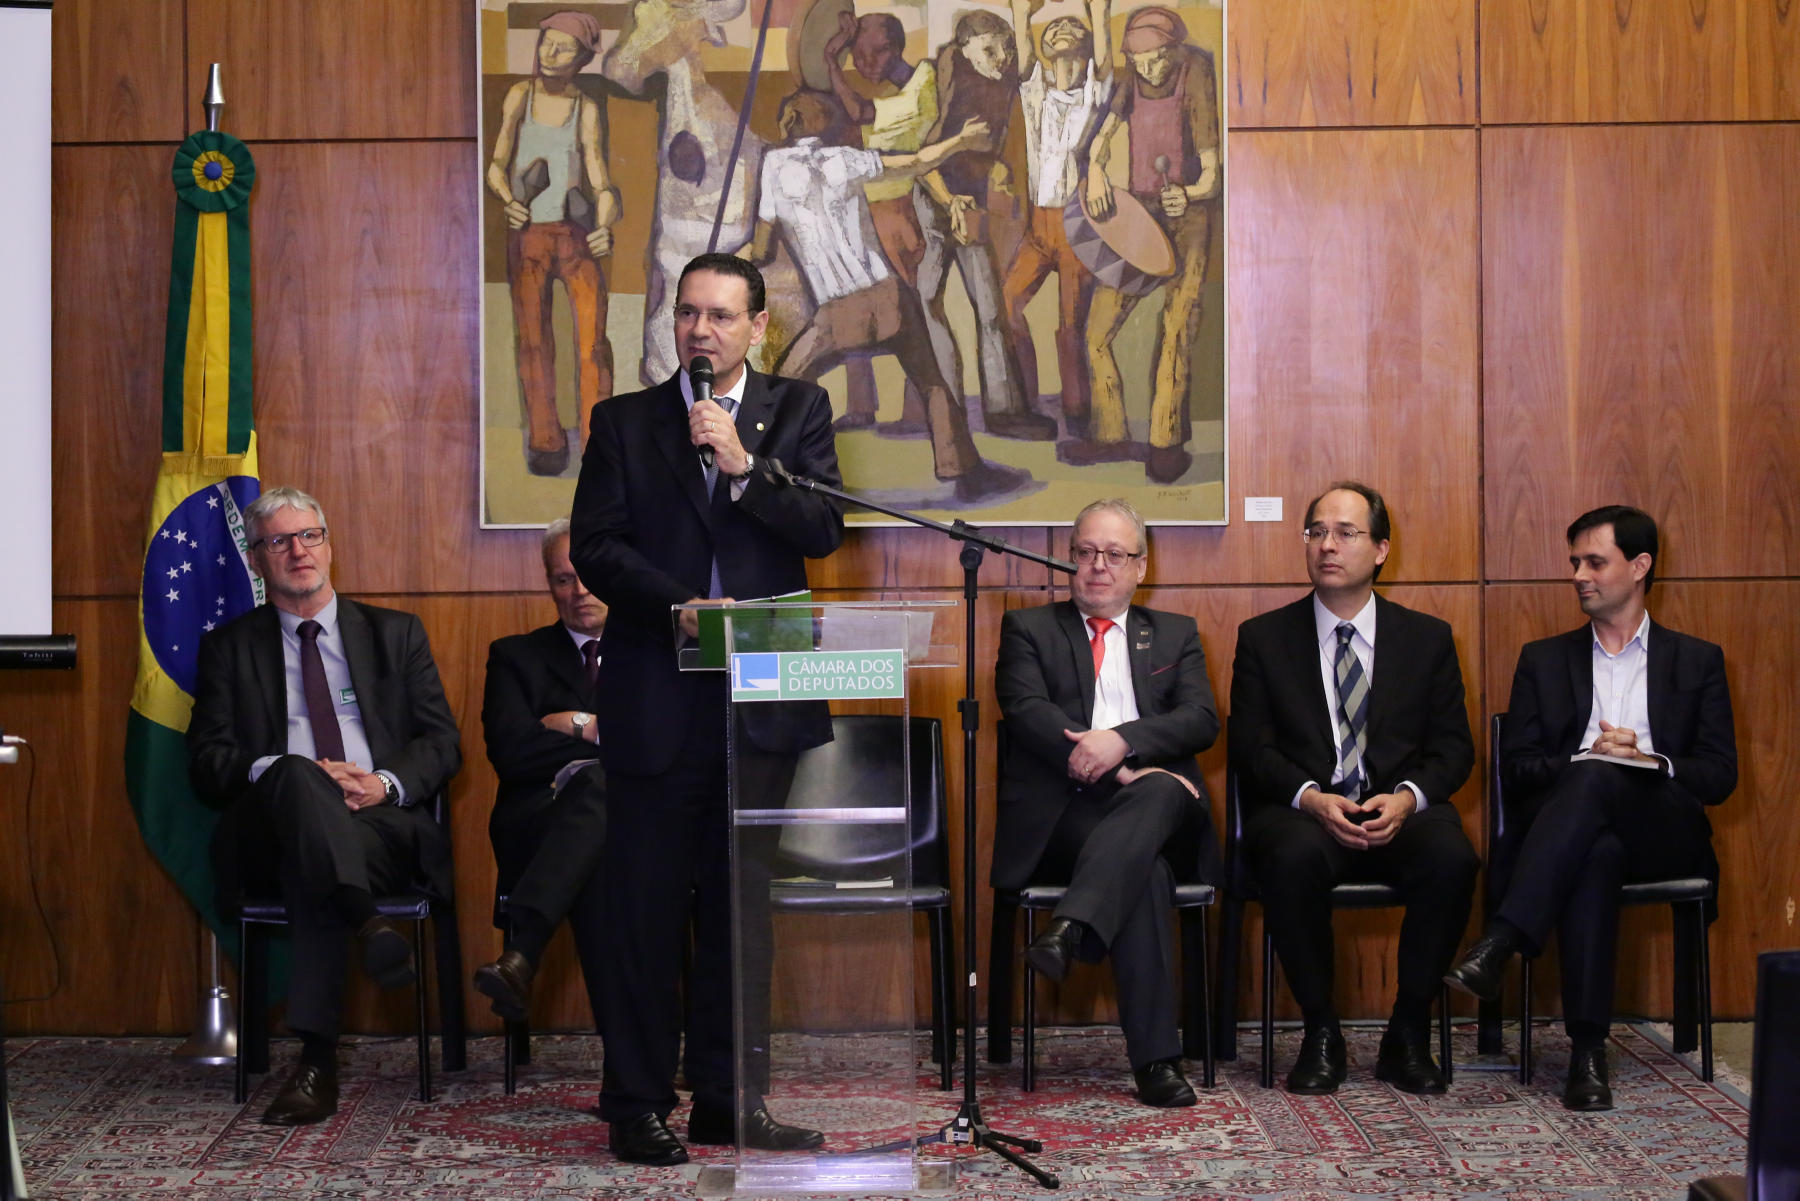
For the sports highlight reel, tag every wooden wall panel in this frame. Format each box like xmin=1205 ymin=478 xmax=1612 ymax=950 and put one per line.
xmin=186 ymin=0 xmax=475 ymax=142
xmin=0 ymin=600 xmax=196 ymax=1036
xmin=51 ymin=0 xmax=185 ymax=144
xmin=50 ymin=145 xmax=179 ymax=598
xmin=246 ymin=141 xmax=545 ymax=598
xmin=1227 ymin=0 xmax=1476 ymax=128
xmin=1483 ymin=582 xmax=1800 ymax=1022
xmin=1483 ymin=125 xmax=1800 ymax=582
xmin=1149 ymin=129 xmax=1481 ymax=587
xmin=1482 ymin=0 xmax=1800 ymax=124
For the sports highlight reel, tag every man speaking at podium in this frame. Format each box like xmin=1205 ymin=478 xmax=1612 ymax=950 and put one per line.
xmin=570 ymin=253 xmax=844 ymax=1165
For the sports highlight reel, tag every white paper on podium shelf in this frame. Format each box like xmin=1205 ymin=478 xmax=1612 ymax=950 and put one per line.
xmin=817 ymin=605 xmax=931 ymax=662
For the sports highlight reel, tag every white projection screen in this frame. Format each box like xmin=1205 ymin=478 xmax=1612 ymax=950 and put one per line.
xmin=0 ymin=1 xmax=51 ymax=638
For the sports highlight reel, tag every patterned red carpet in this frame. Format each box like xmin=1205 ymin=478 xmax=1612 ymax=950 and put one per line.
xmin=5 ymin=1025 xmax=1745 ymax=1199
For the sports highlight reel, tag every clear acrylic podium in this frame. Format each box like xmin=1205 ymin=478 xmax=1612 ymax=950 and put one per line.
xmin=677 ymin=599 xmax=956 ymax=1197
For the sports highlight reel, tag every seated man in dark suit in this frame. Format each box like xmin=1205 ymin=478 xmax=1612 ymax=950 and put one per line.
xmin=472 ymin=517 xmax=609 ymax=1026
xmin=187 ymin=486 xmax=461 ymax=1126
xmin=1447 ymin=505 xmax=1737 ymax=1111
xmin=1230 ymin=481 xmax=1478 ymax=1096
xmin=995 ymin=498 xmax=1220 ymax=1107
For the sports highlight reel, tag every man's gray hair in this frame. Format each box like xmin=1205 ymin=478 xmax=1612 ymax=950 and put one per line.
xmin=542 ymin=516 xmax=572 ymax=571
xmin=1072 ymin=497 xmax=1148 ymax=556
xmin=244 ymin=486 xmax=327 ymax=544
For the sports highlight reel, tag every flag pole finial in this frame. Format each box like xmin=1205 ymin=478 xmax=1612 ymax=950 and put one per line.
xmin=203 ymin=63 xmax=224 ymax=132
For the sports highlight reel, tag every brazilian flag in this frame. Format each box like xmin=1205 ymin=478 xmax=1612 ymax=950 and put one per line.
xmin=126 ymin=129 xmax=260 ymax=944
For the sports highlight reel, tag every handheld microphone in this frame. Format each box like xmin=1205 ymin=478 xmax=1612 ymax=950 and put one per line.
xmin=689 ymin=355 xmax=716 ymax=470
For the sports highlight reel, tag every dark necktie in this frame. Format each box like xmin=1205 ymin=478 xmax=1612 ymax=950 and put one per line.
xmin=706 ymin=395 xmax=741 ymax=599
xmin=582 ymin=638 xmax=601 ymax=688
xmin=297 ymin=619 xmax=347 ymax=762
xmin=1088 ymin=618 xmax=1114 ymax=677
xmin=1333 ymin=622 xmax=1369 ymax=797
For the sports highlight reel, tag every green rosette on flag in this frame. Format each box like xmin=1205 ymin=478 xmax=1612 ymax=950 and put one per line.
xmin=127 ymin=127 xmax=262 ymax=945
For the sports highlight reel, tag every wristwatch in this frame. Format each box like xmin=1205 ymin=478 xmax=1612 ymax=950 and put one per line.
xmin=572 ymin=711 xmax=593 ymax=738
xmin=380 ymin=772 xmax=400 ymax=805
xmin=730 ymin=453 xmax=755 ymax=482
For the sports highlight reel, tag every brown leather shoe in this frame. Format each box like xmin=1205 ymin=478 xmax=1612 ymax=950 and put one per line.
xmin=260 ymin=1063 xmax=338 ymax=1126
xmin=473 ymin=949 xmax=534 ymax=1021
xmin=357 ymin=917 xmax=415 ymax=990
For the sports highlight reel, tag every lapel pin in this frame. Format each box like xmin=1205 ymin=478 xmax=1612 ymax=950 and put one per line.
xmin=1135 ymin=641 xmax=1151 ymax=650
xmin=756 ymin=421 xmax=765 ymax=431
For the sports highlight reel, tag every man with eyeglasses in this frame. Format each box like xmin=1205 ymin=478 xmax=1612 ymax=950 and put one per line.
xmin=187 ymin=486 xmax=461 ymax=1126
xmin=1229 ymin=481 xmax=1477 ymax=1096
xmin=1446 ymin=506 xmax=1735 ymax=1111
xmin=994 ymin=498 xmax=1220 ymax=1106
xmin=469 ymin=517 xmax=610 ymax=1037
xmin=570 ymin=253 xmax=843 ymax=1165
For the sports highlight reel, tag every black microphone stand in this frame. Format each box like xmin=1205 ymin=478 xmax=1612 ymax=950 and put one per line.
xmin=763 ymin=459 xmax=1069 ymax=1189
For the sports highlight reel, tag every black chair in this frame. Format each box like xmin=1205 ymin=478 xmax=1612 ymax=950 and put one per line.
xmin=490 ymin=893 xmax=533 ymax=1096
xmin=1487 ymin=711 xmax=1715 ymax=1084
xmin=768 ymin=714 xmax=957 ymax=1091
xmin=1688 ymin=949 xmax=1800 ymax=1201
xmin=985 ymin=721 xmax=1217 ymax=1090
xmin=234 ymin=791 xmax=466 ymax=1104
xmin=1215 ymin=769 xmax=1454 ymax=1088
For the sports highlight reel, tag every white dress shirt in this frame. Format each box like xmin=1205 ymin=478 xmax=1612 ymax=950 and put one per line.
xmin=1293 ymin=593 xmax=1426 ymax=810
xmin=1085 ymin=608 xmax=1140 ymax=732
xmin=248 ymin=595 xmax=406 ymax=803
xmin=1580 ymin=612 xmax=1672 ymax=775
xmin=680 ymin=366 xmax=751 ymax=500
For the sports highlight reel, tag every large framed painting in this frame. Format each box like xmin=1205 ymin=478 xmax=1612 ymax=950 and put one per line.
xmin=478 ymin=0 xmax=1226 ymax=527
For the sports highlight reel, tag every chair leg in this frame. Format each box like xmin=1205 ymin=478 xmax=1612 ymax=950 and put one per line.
xmin=1214 ymin=896 xmax=1244 ymax=1062
xmin=235 ymin=919 xmax=253 ymax=1104
xmin=1697 ymin=901 xmax=1714 ymax=1083
xmin=433 ymin=904 xmax=466 ymax=1073
xmin=1519 ymin=955 xmax=1533 ymax=1085
xmin=1179 ymin=907 xmax=1206 ymax=1064
xmin=1672 ymin=901 xmax=1700 ymax=1055
xmin=503 ymin=1019 xmax=519 ymax=1096
xmin=1439 ymin=984 xmax=1453 ymax=1084
xmin=412 ymin=920 xmax=431 ymax=1103
xmin=1260 ymin=928 xmax=1275 ymax=1090
xmin=1194 ymin=909 xmax=1215 ymax=1088
xmin=986 ymin=895 xmax=1017 ymax=1064
xmin=928 ymin=907 xmax=955 ymax=1090
xmin=1022 ymin=909 xmax=1038 ymax=1092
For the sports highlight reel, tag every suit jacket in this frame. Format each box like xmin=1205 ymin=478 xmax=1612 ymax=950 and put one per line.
xmin=482 ymin=622 xmax=605 ymax=868
xmin=992 ymin=601 xmax=1221 ymax=891
xmin=1500 ymin=620 xmax=1737 ymax=808
xmin=1229 ymin=593 xmax=1473 ymax=812
xmin=569 ymin=368 xmax=845 ymax=775
xmin=186 ymin=598 xmax=462 ymax=896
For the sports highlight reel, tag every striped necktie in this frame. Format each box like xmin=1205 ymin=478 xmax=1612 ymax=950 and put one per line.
xmin=1333 ymin=622 xmax=1369 ymax=797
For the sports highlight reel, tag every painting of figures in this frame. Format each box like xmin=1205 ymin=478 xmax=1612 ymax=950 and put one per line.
xmin=478 ymin=0 xmax=1225 ymax=526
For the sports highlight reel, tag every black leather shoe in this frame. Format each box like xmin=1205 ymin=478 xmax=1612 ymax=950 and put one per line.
xmin=1024 ymin=917 xmax=1088 ymax=983
xmin=1562 ymin=1044 xmax=1613 ymax=1111
xmin=473 ymin=949 xmax=534 ymax=1021
xmin=1286 ymin=1025 xmax=1348 ymax=1095
xmin=1133 ymin=1058 xmax=1197 ymax=1108
xmin=1444 ymin=929 xmax=1517 ymax=1003
xmin=357 ymin=917 xmax=415 ymax=991
xmin=689 ymin=1103 xmax=825 ymax=1150
xmin=1375 ymin=1025 xmax=1447 ymax=1095
xmin=609 ymin=1112 xmax=689 ymax=1165
xmin=260 ymin=1063 xmax=338 ymax=1126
